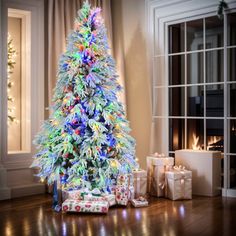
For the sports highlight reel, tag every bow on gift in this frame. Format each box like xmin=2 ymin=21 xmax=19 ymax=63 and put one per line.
xmin=153 ymin=152 xmax=165 ymax=158
xmin=173 ymin=165 xmax=186 ymax=171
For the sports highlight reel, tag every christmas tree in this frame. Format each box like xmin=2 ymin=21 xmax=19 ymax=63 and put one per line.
xmin=32 ymin=2 xmax=138 ymax=192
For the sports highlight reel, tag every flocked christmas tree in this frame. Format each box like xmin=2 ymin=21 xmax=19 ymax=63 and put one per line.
xmin=31 ymin=2 xmax=138 ymax=192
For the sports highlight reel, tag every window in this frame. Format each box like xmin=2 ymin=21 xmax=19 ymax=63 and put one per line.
xmin=7 ymin=9 xmax=31 ymax=153
xmin=153 ymin=12 xmax=236 ymax=191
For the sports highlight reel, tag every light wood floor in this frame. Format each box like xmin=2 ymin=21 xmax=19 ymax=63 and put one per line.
xmin=0 ymin=194 xmax=235 ymax=236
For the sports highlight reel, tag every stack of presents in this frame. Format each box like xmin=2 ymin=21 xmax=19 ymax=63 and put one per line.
xmin=56 ymin=153 xmax=192 ymax=214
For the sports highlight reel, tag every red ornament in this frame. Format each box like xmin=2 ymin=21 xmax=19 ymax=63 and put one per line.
xmin=75 ymin=129 xmax=80 ymax=135
xmin=64 ymin=153 xmax=69 ymax=158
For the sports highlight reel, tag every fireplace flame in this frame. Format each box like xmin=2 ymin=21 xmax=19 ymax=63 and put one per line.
xmin=192 ymin=133 xmax=201 ymax=150
xmin=207 ymin=136 xmax=221 ymax=150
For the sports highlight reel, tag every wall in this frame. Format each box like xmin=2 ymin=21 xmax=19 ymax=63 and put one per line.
xmin=111 ymin=0 xmax=152 ymax=168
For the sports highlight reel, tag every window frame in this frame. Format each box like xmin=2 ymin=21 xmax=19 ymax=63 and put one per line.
xmin=147 ymin=0 xmax=236 ymax=197
xmin=0 ymin=0 xmax=44 ymax=169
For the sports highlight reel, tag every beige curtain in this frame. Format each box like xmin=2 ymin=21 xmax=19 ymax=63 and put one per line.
xmin=45 ymin=0 xmax=114 ymax=115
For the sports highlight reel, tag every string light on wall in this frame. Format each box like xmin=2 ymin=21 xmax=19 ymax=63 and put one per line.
xmin=7 ymin=33 xmax=18 ymax=124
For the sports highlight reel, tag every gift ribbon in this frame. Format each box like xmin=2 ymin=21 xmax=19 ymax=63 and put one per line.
xmin=171 ymin=166 xmax=189 ymax=199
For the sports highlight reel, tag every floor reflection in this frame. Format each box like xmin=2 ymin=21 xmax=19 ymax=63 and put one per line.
xmin=0 ymin=195 xmax=236 ymax=236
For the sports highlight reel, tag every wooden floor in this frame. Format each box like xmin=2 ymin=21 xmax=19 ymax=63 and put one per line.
xmin=0 ymin=194 xmax=236 ymax=236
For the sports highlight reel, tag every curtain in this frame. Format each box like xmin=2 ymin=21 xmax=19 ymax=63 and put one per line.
xmin=45 ymin=0 xmax=114 ymax=116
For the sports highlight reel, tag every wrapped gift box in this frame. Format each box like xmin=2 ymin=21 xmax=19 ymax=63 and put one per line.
xmin=131 ymin=197 xmax=148 ymax=207
xmin=117 ymin=174 xmax=133 ymax=186
xmin=84 ymin=194 xmax=116 ymax=207
xmin=66 ymin=189 xmax=85 ymax=200
xmin=147 ymin=155 xmax=174 ymax=197
xmin=62 ymin=199 xmax=109 ymax=213
xmin=105 ymin=194 xmax=116 ymax=206
xmin=165 ymin=168 xmax=192 ymax=200
xmin=108 ymin=185 xmax=117 ymax=195
xmin=133 ymin=169 xmax=147 ymax=198
xmin=175 ymin=150 xmax=221 ymax=196
xmin=115 ymin=186 xmax=129 ymax=206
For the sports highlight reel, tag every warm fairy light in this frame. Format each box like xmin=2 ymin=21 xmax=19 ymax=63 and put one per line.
xmin=40 ymin=178 xmax=45 ymax=183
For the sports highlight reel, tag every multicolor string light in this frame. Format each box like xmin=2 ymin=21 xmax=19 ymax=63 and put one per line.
xmin=31 ymin=1 xmax=138 ymax=192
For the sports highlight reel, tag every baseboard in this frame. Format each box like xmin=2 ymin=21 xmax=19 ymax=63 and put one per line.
xmin=0 ymin=187 xmax=11 ymax=200
xmin=222 ymin=188 xmax=236 ymax=198
xmin=11 ymin=183 xmax=46 ymax=199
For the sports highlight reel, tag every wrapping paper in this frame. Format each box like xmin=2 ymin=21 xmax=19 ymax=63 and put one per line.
xmin=66 ymin=190 xmax=85 ymax=200
xmin=133 ymin=169 xmax=147 ymax=198
xmin=62 ymin=199 xmax=109 ymax=213
xmin=108 ymin=185 xmax=117 ymax=195
xmin=115 ymin=186 xmax=129 ymax=206
xmin=165 ymin=168 xmax=192 ymax=200
xmin=117 ymin=174 xmax=133 ymax=186
xmin=131 ymin=198 xmax=148 ymax=207
xmin=84 ymin=194 xmax=116 ymax=207
xmin=147 ymin=155 xmax=174 ymax=197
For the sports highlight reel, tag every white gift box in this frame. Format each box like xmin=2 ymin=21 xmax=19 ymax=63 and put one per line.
xmin=175 ymin=150 xmax=221 ymax=196
xmin=147 ymin=155 xmax=174 ymax=197
xmin=131 ymin=198 xmax=148 ymax=207
xmin=165 ymin=168 xmax=192 ymax=200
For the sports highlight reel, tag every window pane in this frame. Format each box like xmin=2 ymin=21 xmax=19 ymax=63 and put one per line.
xmin=206 ymin=119 xmax=224 ymax=152
xmin=7 ymin=16 xmax=22 ymax=151
xmin=169 ymin=87 xmax=185 ymax=116
xmin=206 ymin=84 xmax=224 ymax=117
xmin=187 ymin=85 xmax=204 ymax=117
xmin=228 ymin=48 xmax=236 ymax=81
xmin=7 ymin=9 xmax=31 ymax=153
xmin=187 ymin=52 xmax=203 ymax=84
xmin=187 ymin=119 xmax=204 ymax=149
xmin=228 ymin=84 xmax=236 ymax=117
xmin=169 ymin=54 xmax=185 ymax=85
xmin=206 ymin=49 xmax=224 ymax=83
xmin=187 ymin=19 xmax=203 ymax=51
xmin=154 ymin=56 xmax=165 ymax=86
xmin=154 ymin=88 xmax=167 ymax=116
xmin=228 ymin=13 xmax=236 ymax=46
xmin=169 ymin=119 xmax=185 ymax=151
xmin=229 ymin=155 xmax=236 ymax=189
xmin=229 ymin=120 xmax=236 ymax=153
xmin=168 ymin=23 xmax=185 ymax=54
xmin=205 ymin=16 xmax=223 ymax=49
